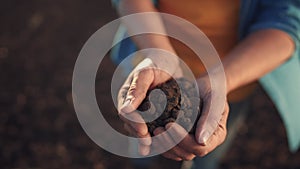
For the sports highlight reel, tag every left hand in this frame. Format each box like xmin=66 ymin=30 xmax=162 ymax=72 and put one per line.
xmin=118 ymin=56 xmax=183 ymax=156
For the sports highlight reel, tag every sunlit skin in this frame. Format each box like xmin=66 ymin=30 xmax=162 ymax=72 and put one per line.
xmin=117 ymin=0 xmax=295 ymax=160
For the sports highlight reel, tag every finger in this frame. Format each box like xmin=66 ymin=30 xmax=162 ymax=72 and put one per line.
xmin=196 ymin=102 xmax=229 ymax=147
xmin=117 ymin=75 xmax=133 ymax=111
xmin=217 ymin=102 xmax=230 ymax=131
xmin=138 ymin=132 xmax=152 ymax=146
xmin=119 ymin=111 xmax=148 ymax=136
xmin=120 ymin=69 xmax=154 ymax=114
xmin=124 ymin=127 xmax=151 ymax=156
xmin=138 ymin=144 xmax=151 ymax=156
xmin=163 ymin=152 xmax=195 ymax=161
xmin=194 ymin=109 xmax=228 ymax=157
xmin=150 ymin=134 xmax=192 ymax=161
xmin=203 ymin=102 xmax=230 ymax=145
xmin=123 ymin=120 xmax=151 ymax=146
xmin=153 ymin=127 xmax=173 ymax=149
xmin=162 ymin=151 xmax=183 ymax=161
xmin=124 ymin=124 xmax=151 ymax=156
xmin=165 ymin=122 xmax=190 ymax=144
xmin=165 ymin=123 xmax=201 ymax=153
xmin=154 ymin=127 xmax=194 ymax=160
xmin=195 ymin=94 xmax=225 ymax=145
xmin=123 ymin=123 xmax=135 ymax=136
xmin=166 ymin=117 xmax=227 ymax=157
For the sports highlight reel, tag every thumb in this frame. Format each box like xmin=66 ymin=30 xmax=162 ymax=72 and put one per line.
xmin=120 ymin=69 xmax=154 ymax=114
xmin=195 ymin=94 xmax=225 ymax=145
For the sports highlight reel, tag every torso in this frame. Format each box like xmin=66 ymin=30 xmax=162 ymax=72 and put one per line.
xmin=158 ymin=0 xmax=256 ymax=102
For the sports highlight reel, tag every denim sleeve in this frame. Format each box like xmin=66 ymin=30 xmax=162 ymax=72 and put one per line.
xmin=247 ymin=0 xmax=300 ymax=53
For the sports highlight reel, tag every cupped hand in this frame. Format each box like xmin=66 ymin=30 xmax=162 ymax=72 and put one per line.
xmin=118 ymin=58 xmax=182 ymax=156
xmin=153 ymin=76 xmax=229 ymax=160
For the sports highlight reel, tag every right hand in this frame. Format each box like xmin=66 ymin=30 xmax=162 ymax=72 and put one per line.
xmin=118 ymin=58 xmax=178 ymax=156
xmin=151 ymin=75 xmax=229 ymax=160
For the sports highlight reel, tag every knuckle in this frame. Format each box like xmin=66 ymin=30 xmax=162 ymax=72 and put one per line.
xmin=162 ymin=153 xmax=171 ymax=159
xmin=217 ymin=126 xmax=227 ymax=144
xmin=175 ymin=158 xmax=183 ymax=161
xmin=153 ymin=128 xmax=160 ymax=136
xmin=199 ymin=151 xmax=208 ymax=157
xmin=195 ymin=149 xmax=209 ymax=157
xmin=128 ymin=85 xmax=147 ymax=99
xmin=220 ymin=130 xmax=227 ymax=143
xmin=139 ymin=68 xmax=153 ymax=75
xmin=182 ymin=154 xmax=195 ymax=161
xmin=153 ymin=127 xmax=165 ymax=136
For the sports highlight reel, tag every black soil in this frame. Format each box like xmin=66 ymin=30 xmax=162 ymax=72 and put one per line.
xmin=137 ymin=78 xmax=201 ymax=135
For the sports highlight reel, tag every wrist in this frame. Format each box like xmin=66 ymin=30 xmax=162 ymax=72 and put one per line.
xmin=197 ymin=66 xmax=228 ymax=96
xmin=144 ymin=48 xmax=180 ymax=75
xmin=222 ymin=57 xmax=239 ymax=94
xmin=224 ymin=71 xmax=234 ymax=94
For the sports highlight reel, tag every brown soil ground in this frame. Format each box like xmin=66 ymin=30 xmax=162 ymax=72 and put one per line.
xmin=1 ymin=0 xmax=300 ymax=169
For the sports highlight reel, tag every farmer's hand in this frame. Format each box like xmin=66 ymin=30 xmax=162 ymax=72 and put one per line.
xmin=118 ymin=53 xmax=182 ymax=156
xmin=153 ymin=76 xmax=229 ymax=160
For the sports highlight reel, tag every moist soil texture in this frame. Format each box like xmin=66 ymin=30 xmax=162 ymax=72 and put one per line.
xmin=137 ymin=78 xmax=201 ymax=135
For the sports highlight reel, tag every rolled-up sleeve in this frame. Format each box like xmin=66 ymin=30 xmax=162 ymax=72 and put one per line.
xmin=247 ymin=0 xmax=300 ymax=54
xmin=246 ymin=0 xmax=300 ymax=152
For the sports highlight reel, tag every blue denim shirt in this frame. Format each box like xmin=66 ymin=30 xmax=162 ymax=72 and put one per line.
xmin=111 ymin=0 xmax=300 ymax=152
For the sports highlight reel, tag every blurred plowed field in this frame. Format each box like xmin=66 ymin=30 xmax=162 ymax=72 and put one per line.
xmin=1 ymin=1 xmax=299 ymax=169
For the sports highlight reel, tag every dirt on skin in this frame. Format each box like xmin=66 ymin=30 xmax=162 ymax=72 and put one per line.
xmin=1 ymin=0 xmax=300 ymax=169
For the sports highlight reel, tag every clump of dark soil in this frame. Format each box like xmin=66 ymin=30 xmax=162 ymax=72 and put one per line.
xmin=137 ymin=78 xmax=201 ymax=135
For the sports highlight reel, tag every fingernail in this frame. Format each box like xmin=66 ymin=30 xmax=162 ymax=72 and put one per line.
xmin=197 ymin=131 xmax=210 ymax=145
xmin=121 ymin=99 xmax=134 ymax=113
xmin=123 ymin=99 xmax=130 ymax=107
xmin=165 ymin=123 xmax=173 ymax=129
xmin=136 ymin=127 xmax=148 ymax=137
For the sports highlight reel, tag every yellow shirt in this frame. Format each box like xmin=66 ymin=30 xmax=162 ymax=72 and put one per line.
xmin=158 ymin=0 xmax=256 ymax=102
